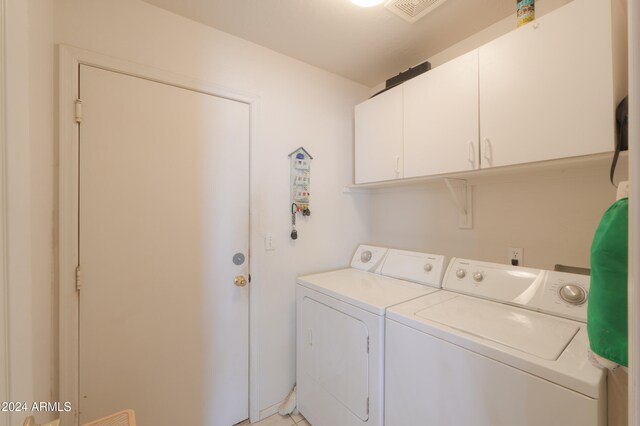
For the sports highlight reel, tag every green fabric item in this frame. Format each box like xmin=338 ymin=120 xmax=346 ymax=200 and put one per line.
xmin=588 ymin=197 xmax=628 ymax=367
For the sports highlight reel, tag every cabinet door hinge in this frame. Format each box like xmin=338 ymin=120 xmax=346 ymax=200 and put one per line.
xmin=75 ymin=264 xmax=81 ymax=291
xmin=366 ymin=397 xmax=370 ymax=415
xmin=366 ymin=336 xmax=370 ymax=353
xmin=74 ymin=99 xmax=83 ymax=123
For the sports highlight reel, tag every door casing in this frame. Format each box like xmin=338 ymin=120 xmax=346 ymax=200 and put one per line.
xmin=58 ymin=45 xmax=260 ymax=425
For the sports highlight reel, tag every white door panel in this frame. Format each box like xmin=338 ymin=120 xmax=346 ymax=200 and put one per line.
xmin=479 ymin=0 xmax=615 ymax=168
xmin=355 ymin=86 xmax=403 ymax=183
xmin=404 ymin=50 xmax=479 ymax=177
xmin=300 ymin=297 xmax=369 ymax=420
xmin=79 ymin=65 xmax=249 ymax=426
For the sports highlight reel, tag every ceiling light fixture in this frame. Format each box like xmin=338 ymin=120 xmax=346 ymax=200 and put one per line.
xmin=350 ymin=0 xmax=385 ymax=7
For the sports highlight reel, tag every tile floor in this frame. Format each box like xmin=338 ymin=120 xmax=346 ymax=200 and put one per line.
xmin=237 ymin=412 xmax=310 ymax=426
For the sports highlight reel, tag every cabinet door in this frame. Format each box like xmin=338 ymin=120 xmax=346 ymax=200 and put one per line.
xmin=479 ymin=0 xmax=616 ymax=169
xmin=355 ymin=86 xmax=403 ymax=184
xmin=404 ymin=50 xmax=479 ymax=178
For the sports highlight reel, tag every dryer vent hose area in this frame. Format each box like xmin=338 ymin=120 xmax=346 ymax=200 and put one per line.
xmin=278 ymin=385 xmax=298 ymax=416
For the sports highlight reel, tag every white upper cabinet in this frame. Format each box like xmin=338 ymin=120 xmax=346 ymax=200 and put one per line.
xmin=479 ymin=0 xmax=620 ymax=169
xmin=353 ymin=0 xmax=624 ymax=184
xmin=355 ymin=85 xmax=403 ymax=184
xmin=404 ymin=50 xmax=479 ymax=178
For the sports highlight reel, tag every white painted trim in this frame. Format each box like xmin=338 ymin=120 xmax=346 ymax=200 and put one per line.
xmin=629 ymin=0 xmax=639 ymax=424
xmin=248 ymin=94 xmax=261 ymax=424
xmin=0 ymin=1 xmax=10 ymax=425
xmin=58 ymin=45 xmax=261 ymax=426
xmin=258 ymin=400 xmax=283 ymax=421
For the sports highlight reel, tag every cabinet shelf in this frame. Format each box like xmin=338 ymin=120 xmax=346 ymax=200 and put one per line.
xmin=344 ymin=152 xmax=620 ymax=193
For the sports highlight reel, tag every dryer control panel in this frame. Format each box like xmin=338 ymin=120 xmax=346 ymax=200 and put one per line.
xmin=381 ymin=249 xmax=447 ymax=288
xmin=350 ymin=245 xmax=388 ymax=272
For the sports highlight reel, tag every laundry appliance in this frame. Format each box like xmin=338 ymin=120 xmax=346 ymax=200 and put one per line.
xmin=296 ymin=245 xmax=447 ymax=426
xmin=385 ymin=258 xmax=606 ymax=426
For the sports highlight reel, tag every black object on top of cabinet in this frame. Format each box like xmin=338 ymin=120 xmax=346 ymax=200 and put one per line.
xmin=370 ymin=60 xmax=432 ymax=98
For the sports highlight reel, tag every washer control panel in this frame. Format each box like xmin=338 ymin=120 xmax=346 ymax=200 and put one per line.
xmin=444 ymin=258 xmax=590 ymax=322
xmin=444 ymin=259 xmax=541 ymax=305
xmin=536 ymin=271 xmax=589 ymax=322
xmin=559 ymin=284 xmax=587 ymax=305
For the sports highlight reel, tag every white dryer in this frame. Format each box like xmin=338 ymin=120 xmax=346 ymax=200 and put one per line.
xmin=385 ymin=258 xmax=606 ymax=426
xmin=296 ymin=245 xmax=447 ymax=426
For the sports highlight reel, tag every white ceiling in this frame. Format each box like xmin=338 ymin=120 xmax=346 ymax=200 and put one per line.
xmin=141 ymin=0 xmax=515 ymax=87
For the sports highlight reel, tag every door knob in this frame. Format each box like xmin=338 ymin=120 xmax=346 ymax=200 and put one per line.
xmin=234 ymin=275 xmax=248 ymax=287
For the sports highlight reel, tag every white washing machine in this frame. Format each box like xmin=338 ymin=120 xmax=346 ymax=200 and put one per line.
xmin=296 ymin=245 xmax=447 ymax=426
xmin=385 ymin=258 xmax=606 ymax=426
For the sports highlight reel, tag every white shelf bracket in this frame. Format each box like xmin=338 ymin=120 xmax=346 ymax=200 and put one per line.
xmin=444 ymin=178 xmax=473 ymax=229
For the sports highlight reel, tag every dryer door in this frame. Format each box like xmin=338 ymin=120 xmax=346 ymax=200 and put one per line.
xmin=300 ymin=297 xmax=370 ymax=420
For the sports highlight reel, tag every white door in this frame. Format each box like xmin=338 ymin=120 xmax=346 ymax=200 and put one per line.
xmin=78 ymin=65 xmax=250 ymax=426
xmin=403 ymin=49 xmax=479 ymax=178
xmin=354 ymin=86 xmax=403 ymax=184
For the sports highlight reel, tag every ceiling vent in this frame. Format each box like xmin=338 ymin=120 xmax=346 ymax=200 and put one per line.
xmin=384 ymin=0 xmax=450 ymax=24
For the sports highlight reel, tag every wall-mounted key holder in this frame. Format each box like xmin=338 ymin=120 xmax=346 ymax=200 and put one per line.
xmin=288 ymin=147 xmax=313 ymax=239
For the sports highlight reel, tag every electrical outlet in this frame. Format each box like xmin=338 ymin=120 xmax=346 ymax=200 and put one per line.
xmin=508 ymin=247 xmax=523 ymax=267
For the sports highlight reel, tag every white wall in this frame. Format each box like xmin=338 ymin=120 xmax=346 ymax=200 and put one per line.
xmin=3 ymin=1 xmax=58 ymax=425
xmin=368 ymin=164 xmax=623 ymax=270
xmin=28 ymin=0 xmax=56 ymax=413
xmin=52 ymin=0 xmax=370 ymax=418
xmin=366 ymin=0 xmax=627 ymax=271
xmin=11 ymin=0 xmax=627 ymax=424
xmin=369 ymin=0 xmax=572 ymax=96
xmin=4 ymin=1 xmax=35 ymax=425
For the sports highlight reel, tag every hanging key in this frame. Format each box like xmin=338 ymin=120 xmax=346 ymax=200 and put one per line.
xmin=291 ymin=203 xmax=298 ymax=240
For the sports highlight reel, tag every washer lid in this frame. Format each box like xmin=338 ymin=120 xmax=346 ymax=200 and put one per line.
xmin=415 ymin=296 xmax=579 ymax=360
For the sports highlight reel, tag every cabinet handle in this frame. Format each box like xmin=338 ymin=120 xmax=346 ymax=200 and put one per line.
xmin=483 ymin=138 xmax=492 ymax=165
xmin=468 ymin=141 xmax=476 ymax=167
xmin=394 ymin=155 xmax=400 ymax=176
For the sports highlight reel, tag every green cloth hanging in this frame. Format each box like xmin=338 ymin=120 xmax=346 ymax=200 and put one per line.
xmin=587 ymin=197 xmax=628 ymax=367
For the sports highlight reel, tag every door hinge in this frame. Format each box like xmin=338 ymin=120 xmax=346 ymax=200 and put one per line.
xmin=366 ymin=336 xmax=370 ymax=353
xmin=366 ymin=397 xmax=370 ymax=415
xmin=75 ymin=264 xmax=81 ymax=291
xmin=74 ymin=99 xmax=83 ymax=123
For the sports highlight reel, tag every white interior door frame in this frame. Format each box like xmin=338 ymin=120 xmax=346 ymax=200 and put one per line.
xmin=630 ymin=0 xmax=639 ymax=424
xmin=58 ymin=45 xmax=261 ymax=425
xmin=0 ymin=1 xmax=10 ymax=425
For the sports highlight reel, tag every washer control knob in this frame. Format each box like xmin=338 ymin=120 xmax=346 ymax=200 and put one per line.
xmin=424 ymin=263 xmax=433 ymax=272
xmin=361 ymin=250 xmax=372 ymax=263
xmin=559 ymin=284 xmax=587 ymax=305
xmin=473 ymin=272 xmax=484 ymax=282
xmin=456 ymin=269 xmax=466 ymax=279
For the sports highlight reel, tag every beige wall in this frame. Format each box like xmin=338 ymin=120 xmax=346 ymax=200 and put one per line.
xmin=4 ymin=0 xmax=371 ymax=423
xmin=369 ymin=0 xmax=572 ymax=96
xmin=367 ymin=0 xmax=626 ymax=271
xmin=7 ymin=0 xmax=629 ymax=424
xmin=4 ymin=1 xmax=56 ymax=424
xmin=369 ymin=162 xmax=624 ymax=270
xmin=52 ymin=0 xmax=371 ymax=419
